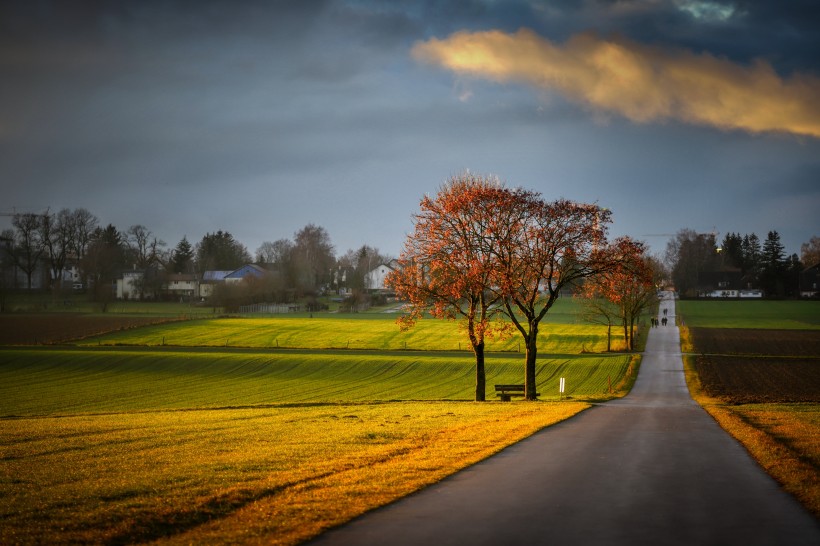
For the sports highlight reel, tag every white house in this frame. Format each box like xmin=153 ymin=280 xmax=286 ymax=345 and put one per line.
xmin=116 ymin=270 xmax=143 ymax=300
xmin=365 ymin=261 xmax=398 ymax=291
xmin=166 ymin=274 xmax=198 ymax=299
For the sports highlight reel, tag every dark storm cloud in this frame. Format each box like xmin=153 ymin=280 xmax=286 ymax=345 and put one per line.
xmin=1 ymin=0 xmax=818 ymax=258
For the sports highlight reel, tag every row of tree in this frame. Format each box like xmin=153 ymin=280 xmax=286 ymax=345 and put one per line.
xmin=665 ymin=229 xmax=818 ymax=297
xmin=386 ymin=174 xmax=658 ymax=401
xmin=1 ymin=208 xmax=390 ymax=306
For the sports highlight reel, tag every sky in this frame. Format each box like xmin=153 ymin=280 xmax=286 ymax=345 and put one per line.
xmin=1 ymin=0 xmax=818 ymax=262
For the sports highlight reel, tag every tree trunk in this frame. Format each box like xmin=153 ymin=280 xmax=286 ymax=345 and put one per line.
xmin=473 ymin=341 xmax=486 ymax=401
xmin=622 ymin=319 xmax=630 ymax=351
xmin=524 ymin=322 xmax=538 ymax=400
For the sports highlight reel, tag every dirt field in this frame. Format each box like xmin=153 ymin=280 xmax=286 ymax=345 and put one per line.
xmin=690 ymin=328 xmax=820 ymax=404
xmin=0 ymin=315 xmax=181 ymax=345
xmin=689 ymin=327 xmax=820 ymax=357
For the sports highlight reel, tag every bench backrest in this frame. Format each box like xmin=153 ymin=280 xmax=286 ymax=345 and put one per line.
xmin=494 ymin=384 xmax=525 ymax=391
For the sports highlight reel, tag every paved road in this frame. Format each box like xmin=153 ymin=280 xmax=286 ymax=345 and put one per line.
xmin=309 ymin=295 xmax=819 ymax=545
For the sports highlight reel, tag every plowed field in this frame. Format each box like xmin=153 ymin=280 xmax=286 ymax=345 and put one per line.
xmin=690 ymin=328 xmax=820 ymax=404
xmin=0 ymin=315 xmax=180 ymax=345
xmin=689 ymin=327 xmax=820 ymax=356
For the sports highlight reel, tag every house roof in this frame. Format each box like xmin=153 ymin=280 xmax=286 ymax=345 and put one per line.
xmin=167 ymin=273 xmax=197 ymax=282
xmin=202 ymin=270 xmax=232 ymax=281
xmin=225 ymin=264 xmax=268 ymax=279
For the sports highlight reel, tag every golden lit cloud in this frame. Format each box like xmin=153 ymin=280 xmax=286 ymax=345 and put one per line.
xmin=412 ymin=29 xmax=820 ymax=138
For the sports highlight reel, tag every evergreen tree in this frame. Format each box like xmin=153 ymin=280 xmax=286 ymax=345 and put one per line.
xmin=81 ymin=224 xmax=126 ymax=307
xmin=171 ymin=236 xmax=194 ymax=274
xmin=741 ymin=233 xmax=761 ymax=279
xmin=760 ymin=231 xmax=786 ymax=296
xmin=720 ymin=232 xmax=743 ymax=269
xmin=195 ymin=231 xmax=251 ymax=273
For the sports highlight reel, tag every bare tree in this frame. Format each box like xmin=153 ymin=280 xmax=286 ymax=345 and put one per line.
xmin=126 ymin=225 xmax=165 ymax=269
xmin=292 ymin=224 xmax=335 ymax=294
xmin=41 ymin=208 xmax=75 ymax=291
xmin=70 ymin=208 xmax=98 ymax=263
xmin=11 ymin=212 xmax=45 ymax=290
xmin=665 ymin=228 xmax=719 ymax=297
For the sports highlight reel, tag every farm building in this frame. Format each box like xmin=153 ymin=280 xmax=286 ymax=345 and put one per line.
xmin=224 ymin=264 xmax=268 ymax=283
xmin=199 ymin=270 xmax=231 ymax=298
xmin=198 ymin=264 xmax=272 ymax=298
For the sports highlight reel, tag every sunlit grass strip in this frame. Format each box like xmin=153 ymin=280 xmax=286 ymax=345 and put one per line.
xmin=0 ymin=349 xmax=633 ymax=415
xmin=77 ymin=317 xmax=616 ymax=354
xmin=0 ymin=401 xmax=588 ymax=545
xmin=682 ymin=355 xmax=819 ymax=518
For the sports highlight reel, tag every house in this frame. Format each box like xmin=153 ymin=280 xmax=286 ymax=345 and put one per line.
xmin=800 ymin=263 xmax=820 ymax=298
xmin=116 ymin=269 xmax=144 ymax=300
xmin=199 ymin=265 xmax=270 ymax=299
xmin=365 ymin=261 xmax=398 ymax=291
xmin=199 ymin=270 xmax=232 ymax=298
xmin=165 ymin=274 xmax=198 ymax=299
xmin=697 ymin=269 xmax=744 ymax=298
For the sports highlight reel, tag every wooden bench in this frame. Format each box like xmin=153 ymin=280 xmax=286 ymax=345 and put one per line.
xmin=494 ymin=384 xmax=539 ymax=401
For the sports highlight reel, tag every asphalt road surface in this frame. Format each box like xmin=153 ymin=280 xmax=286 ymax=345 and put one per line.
xmin=309 ymin=294 xmax=819 ymax=545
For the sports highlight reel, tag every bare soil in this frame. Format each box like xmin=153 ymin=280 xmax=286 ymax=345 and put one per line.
xmin=690 ymin=328 xmax=820 ymax=404
xmin=689 ymin=327 xmax=820 ymax=357
xmin=0 ymin=314 xmax=180 ymax=345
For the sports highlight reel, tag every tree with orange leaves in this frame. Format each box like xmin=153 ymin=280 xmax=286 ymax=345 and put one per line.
xmin=390 ymin=175 xmax=629 ymax=401
xmin=493 ymin=198 xmax=621 ymax=400
xmin=576 ymin=238 xmax=654 ymax=351
xmin=386 ymin=173 xmax=525 ymax=401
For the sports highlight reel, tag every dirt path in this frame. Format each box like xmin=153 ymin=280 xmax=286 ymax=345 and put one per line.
xmin=309 ymin=293 xmax=819 ymax=545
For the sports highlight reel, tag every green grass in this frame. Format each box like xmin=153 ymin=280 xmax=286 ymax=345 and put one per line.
xmin=677 ymin=300 xmax=820 ymax=329
xmin=77 ymin=315 xmax=616 ymax=353
xmin=0 ymin=348 xmax=632 ymax=415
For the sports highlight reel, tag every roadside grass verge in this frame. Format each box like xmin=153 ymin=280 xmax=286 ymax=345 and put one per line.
xmin=680 ymin=322 xmax=819 ymax=518
xmin=0 ymin=401 xmax=588 ymax=545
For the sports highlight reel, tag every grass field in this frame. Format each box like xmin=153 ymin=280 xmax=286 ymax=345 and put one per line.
xmin=0 ymin=302 xmax=640 ymax=544
xmin=678 ymin=299 xmax=820 ymax=517
xmin=677 ymin=299 xmax=820 ymax=329
xmin=3 ymin=292 xmax=221 ymax=316
xmin=76 ymin=316 xmax=617 ymax=353
xmin=0 ymin=401 xmax=588 ymax=545
xmin=0 ymin=348 xmax=634 ymax=415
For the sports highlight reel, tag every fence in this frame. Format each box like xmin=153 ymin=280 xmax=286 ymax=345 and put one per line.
xmin=239 ymin=303 xmax=300 ymax=314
